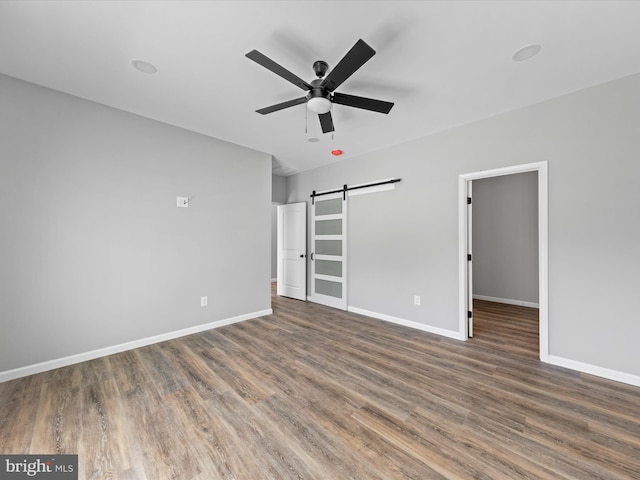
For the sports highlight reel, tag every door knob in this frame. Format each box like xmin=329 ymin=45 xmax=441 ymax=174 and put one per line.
xmin=300 ymin=254 xmax=306 ymax=258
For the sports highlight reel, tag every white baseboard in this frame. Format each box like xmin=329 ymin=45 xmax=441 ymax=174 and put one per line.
xmin=473 ymin=294 xmax=539 ymax=309
xmin=348 ymin=306 xmax=464 ymax=341
xmin=0 ymin=309 xmax=272 ymax=383
xmin=347 ymin=307 xmax=640 ymax=388
xmin=547 ymin=355 xmax=640 ymax=388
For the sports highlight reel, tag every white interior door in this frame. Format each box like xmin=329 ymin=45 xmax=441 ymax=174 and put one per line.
xmin=277 ymin=202 xmax=307 ymax=301
xmin=311 ymin=192 xmax=347 ymax=310
xmin=467 ymin=181 xmax=473 ymax=337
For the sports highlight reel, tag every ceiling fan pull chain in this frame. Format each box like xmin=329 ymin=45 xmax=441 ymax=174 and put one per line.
xmin=305 ymin=105 xmax=308 ymax=134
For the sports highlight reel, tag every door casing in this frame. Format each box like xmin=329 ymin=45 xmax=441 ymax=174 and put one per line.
xmin=458 ymin=161 xmax=549 ymax=361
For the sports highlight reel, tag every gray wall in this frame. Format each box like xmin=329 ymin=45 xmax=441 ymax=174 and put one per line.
xmin=288 ymin=72 xmax=640 ymax=377
xmin=0 ymin=74 xmax=272 ymax=373
xmin=272 ymin=174 xmax=287 ymax=204
xmin=472 ymin=172 xmax=538 ymax=305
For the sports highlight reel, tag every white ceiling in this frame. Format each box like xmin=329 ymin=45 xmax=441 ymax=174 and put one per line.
xmin=2 ymin=1 xmax=640 ymax=175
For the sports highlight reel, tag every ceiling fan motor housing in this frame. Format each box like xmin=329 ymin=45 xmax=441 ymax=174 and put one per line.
xmin=313 ymin=60 xmax=329 ymax=78
xmin=308 ymin=79 xmax=331 ymax=100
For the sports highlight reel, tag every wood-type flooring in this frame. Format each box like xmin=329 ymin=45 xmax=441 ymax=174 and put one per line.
xmin=1 ymin=289 xmax=639 ymax=479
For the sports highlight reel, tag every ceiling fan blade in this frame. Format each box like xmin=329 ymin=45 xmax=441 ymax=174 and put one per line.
xmin=246 ymin=50 xmax=312 ymax=91
xmin=332 ymin=92 xmax=394 ymax=114
xmin=319 ymin=111 xmax=334 ymax=134
xmin=320 ymin=39 xmax=376 ymax=92
xmin=256 ymin=97 xmax=308 ymax=115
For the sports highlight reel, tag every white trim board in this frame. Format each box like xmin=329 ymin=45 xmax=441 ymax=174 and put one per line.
xmin=548 ymin=355 xmax=640 ymax=388
xmin=348 ymin=306 xmax=463 ymax=341
xmin=473 ymin=294 xmax=539 ymax=309
xmin=0 ymin=308 xmax=272 ymax=383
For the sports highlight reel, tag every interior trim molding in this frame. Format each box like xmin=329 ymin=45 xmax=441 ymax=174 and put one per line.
xmin=459 ymin=160 xmax=549 ymax=361
xmin=548 ymin=355 xmax=640 ymax=388
xmin=348 ymin=306 xmax=464 ymax=341
xmin=473 ymin=294 xmax=539 ymax=309
xmin=0 ymin=308 xmax=273 ymax=383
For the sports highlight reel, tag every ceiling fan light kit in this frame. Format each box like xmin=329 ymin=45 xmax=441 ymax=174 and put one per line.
xmin=246 ymin=39 xmax=394 ymax=134
xmin=307 ymin=92 xmax=332 ymax=114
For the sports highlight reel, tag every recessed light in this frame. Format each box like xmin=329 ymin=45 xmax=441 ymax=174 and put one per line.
xmin=331 ymin=149 xmax=343 ymax=156
xmin=131 ymin=59 xmax=157 ymax=74
xmin=512 ymin=44 xmax=542 ymax=62
xmin=308 ymin=137 xmax=320 ymax=143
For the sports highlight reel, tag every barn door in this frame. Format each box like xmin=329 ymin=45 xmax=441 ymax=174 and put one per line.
xmin=310 ymin=192 xmax=347 ymax=310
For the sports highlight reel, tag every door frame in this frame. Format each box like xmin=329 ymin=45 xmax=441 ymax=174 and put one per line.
xmin=458 ymin=161 xmax=549 ymax=362
xmin=466 ymin=181 xmax=473 ymax=338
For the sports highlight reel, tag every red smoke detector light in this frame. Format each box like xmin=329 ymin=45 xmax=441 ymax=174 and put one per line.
xmin=331 ymin=149 xmax=343 ymax=156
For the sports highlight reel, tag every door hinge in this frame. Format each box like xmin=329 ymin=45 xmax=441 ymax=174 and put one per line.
xmin=467 ymin=311 xmax=472 ymax=318
xmin=467 ymin=197 xmax=472 ymax=205
xmin=467 ymin=254 xmax=472 ymax=261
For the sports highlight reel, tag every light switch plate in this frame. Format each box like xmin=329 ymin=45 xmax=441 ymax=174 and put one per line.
xmin=177 ymin=197 xmax=189 ymax=208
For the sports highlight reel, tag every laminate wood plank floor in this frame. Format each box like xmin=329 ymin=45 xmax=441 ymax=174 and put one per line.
xmin=1 ymin=288 xmax=639 ymax=479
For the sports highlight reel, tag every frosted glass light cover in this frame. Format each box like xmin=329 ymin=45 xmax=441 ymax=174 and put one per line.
xmin=307 ymin=97 xmax=331 ymax=114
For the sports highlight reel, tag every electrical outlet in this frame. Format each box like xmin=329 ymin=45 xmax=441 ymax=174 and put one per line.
xmin=200 ymin=296 xmax=208 ymax=307
xmin=414 ymin=295 xmax=421 ymax=306
xmin=177 ymin=196 xmax=189 ymax=208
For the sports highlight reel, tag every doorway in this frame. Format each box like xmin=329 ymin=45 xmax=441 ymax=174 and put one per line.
xmin=459 ymin=161 xmax=548 ymax=362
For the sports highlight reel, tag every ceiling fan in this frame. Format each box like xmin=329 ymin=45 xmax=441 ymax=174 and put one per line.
xmin=246 ymin=39 xmax=394 ymax=134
